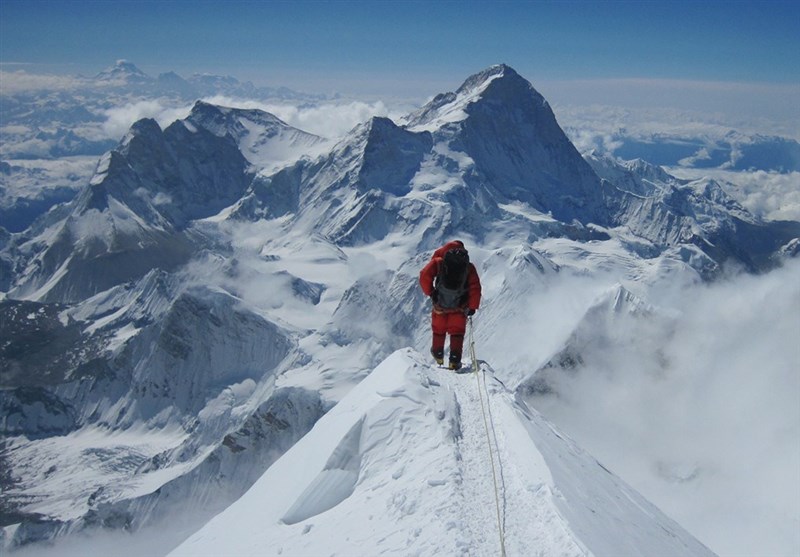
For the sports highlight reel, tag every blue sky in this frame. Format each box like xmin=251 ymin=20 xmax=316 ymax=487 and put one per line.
xmin=1 ymin=0 xmax=799 ymax=107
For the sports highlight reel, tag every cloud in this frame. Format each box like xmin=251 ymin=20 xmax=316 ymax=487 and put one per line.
xmin=556 ymin=103 xmax=793 ymax=145
xmin=100 ymin=101 xmax=193 ymax=140
xmin=543 ymin=78 xmax=800 ymax=134
xmin=729 ymin=171 xmax=800 ymax=221
xmin=97 ymin=95 xmax=413 ymax=144
xmin=0 ymin=136 xmax=55 ymax=158
xmin=9 ymin=514 xmax=202 ymax=557
xmin=199 ymin=95 xmax=414 ymax=139
xmin=564 ymin=127 xmax=624 ymax=156
xmin=133 ymin=187 xmax=173 ymax=207
xmin=0 ymin=124 xmax=33 ymax=135
xmin=0 ymin=70 xmax=84 ymax=93
xmin=518 ymin=260 xmax=800 ymax=557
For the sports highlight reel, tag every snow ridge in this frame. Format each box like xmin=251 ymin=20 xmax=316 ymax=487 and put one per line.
xmin=170 ymin=349 xmax=716 ymax=557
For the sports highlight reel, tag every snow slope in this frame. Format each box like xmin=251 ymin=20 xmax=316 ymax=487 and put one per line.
xmin=185 ymin=101 xmax=329 ymax=174
xmin=170 ymin=349 xmax=715 ymax=557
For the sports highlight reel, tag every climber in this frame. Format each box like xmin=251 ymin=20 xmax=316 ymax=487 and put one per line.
xmin=419 ymin=240 xmax=482 ymax=370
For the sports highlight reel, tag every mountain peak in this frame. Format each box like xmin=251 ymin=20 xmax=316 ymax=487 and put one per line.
xmin=188 ymin=99 xmax=291 ymax=126
xmin=354 ymin=115 xmax=403 ymax=139
xmin=119 ymin=117 xmax=163 ymax=152
xmin=455 ymin=63 xmax=520 ymax=94
xmin=112 ymin=59 xmax=142 ymax=71
xmin=405 ymin=64 xmax=609 ymax=225
xmin=406 ymin=64 xmax=535 ymax=131
xmin=189 ymin=99 xmax=228 ymax=118
xmin=182 ymin=100 xmax=327 ymax=172
xmin=95 ymin=60 xmax=150 ymax=82
xmin=186 ymin=100 xmax=297 ymax=140
xmin=324 ymin=115 xmax=431 ymax=197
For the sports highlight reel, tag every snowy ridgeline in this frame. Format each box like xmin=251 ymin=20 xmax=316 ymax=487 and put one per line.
xmin=169 ymin=349 xmax=715 ymax=557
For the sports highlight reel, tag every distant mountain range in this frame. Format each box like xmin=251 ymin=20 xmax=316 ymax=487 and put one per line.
xmin=0 ymin=60 xmax=334 ymax=233
xmin=2 ymin=60 xmax=798 ymax=236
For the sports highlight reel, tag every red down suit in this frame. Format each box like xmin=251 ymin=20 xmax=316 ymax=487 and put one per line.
xmin=419 ymin=241 xmax=482 ymax=360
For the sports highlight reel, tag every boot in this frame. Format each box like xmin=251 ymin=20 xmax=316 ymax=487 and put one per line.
xmin=448 ymin=353 xmax=462 ymax=371
xmin=431 ymin=348 xmax=444 ymax=366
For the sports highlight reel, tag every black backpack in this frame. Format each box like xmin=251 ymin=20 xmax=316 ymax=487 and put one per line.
xmin=434 ymin=248 xmax=469 ymax=308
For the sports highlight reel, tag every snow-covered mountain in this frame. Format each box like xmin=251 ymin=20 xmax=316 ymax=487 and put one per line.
xmin=0 ymin=60 xmax=330 ymax=233
xmin=88 ymin=60 xmax=325 ymax=102
xmin=405 ymin=64 xmax=610 ymax=226
xmin=185 ymin=101 xmax=329 ymax=173
xmin=94 ymin=60 xmax=151 ymax=86
xmin=518 ymin=283 xmax=662 ymax=398
xmin=589 ymin=153 xmax=800 ymax=272
xmin=1 ymin=99 xmax=331 ymax=303
xmin=2 ymin=64 xmax=798 ymax=556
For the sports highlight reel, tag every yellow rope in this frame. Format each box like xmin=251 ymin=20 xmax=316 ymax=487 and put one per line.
xmin=468 ymin=317 xmax=507 ymax=557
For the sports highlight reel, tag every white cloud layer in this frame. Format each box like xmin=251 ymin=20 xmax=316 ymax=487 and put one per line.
xmin=555 ymin=103 xmax=800 ymax=149
xmin=95 ymin=96 xmax=412 ymax=144
xmin=100 ymin=101 xmax=193 ymax=140
xmin=200 ymin=95 xmax=413 ymax=139
xmin=522 ymin=261 xmax=800 ymax=557
xmin=543 ymin=79 xmax=800 ymax=136
xmin=0 ymin=70 xmax=84 ymax=93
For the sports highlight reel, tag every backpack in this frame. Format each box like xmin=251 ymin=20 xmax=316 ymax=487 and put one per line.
xmin=434 ymin=248 xmax=469 ymax=309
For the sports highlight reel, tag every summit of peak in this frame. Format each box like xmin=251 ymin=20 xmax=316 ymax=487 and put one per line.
xmin=95 ymin=60 xmax=149 ymax=82
xmin=113 ymin=59 xmax=140 ymax=70
xmin=190 ymin=99 xmax=228 ymax=115
xmin=455 ymin=63 xmax=521 ymax=94
xmin=187 ymin=100 xmax=292 ymax=131
xmin=405 ymin=64 xmax=540 ymax=131
xmin=365 ymin=115 xmax=401 ymax=132
xmin=404 ymin=64 xmax=609 ymax=225
xmin=342 ymin=115 xmax=404 ymax=145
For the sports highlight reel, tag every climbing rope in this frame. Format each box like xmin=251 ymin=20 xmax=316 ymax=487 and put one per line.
xmin=468 ymin=316 xmax=507 ymax=557
xmin=480 ymin=360 xmax=507 ymax=537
